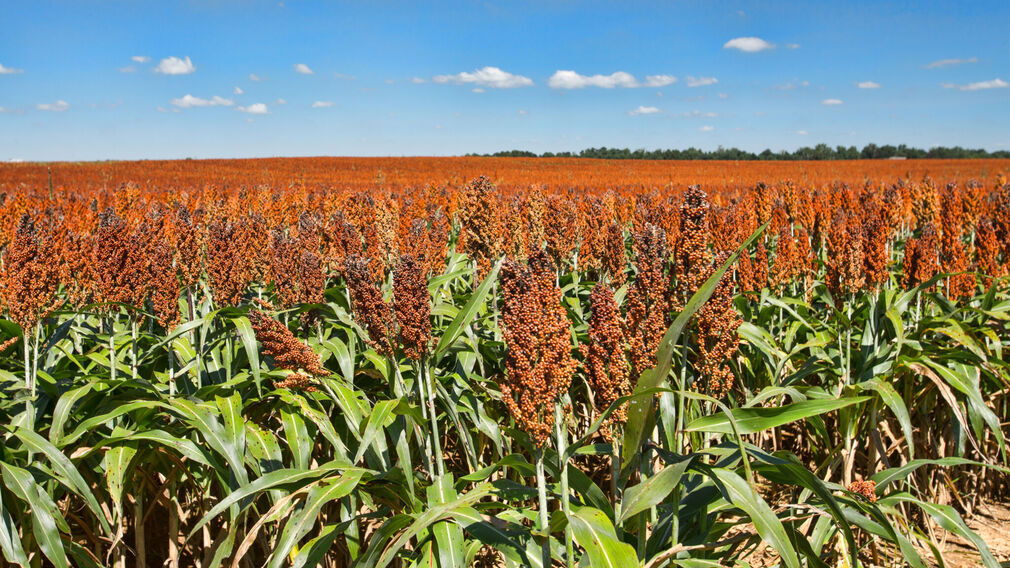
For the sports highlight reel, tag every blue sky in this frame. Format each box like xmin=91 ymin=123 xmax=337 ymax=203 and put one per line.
xmin=1 ymin=0 xmax=1008 ymax=160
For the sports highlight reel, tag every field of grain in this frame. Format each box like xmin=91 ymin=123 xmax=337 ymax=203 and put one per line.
xmin=0 ymin=158 xmax=1007 ymax=567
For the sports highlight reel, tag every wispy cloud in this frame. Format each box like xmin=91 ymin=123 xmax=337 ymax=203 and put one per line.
xmin=549 ymin=70 xmax=676 ymax=89
xmin=312 ymin=101 xmax=334 ymax=108
xmin=154 ymin=56 xmax=196 ymax=75
xmin=942 ymin=78 xmax=1008 ymax=91
xmin=924 ymin=57 xmax=978 ymax=69
xmin=644 ymin=74 xmax=677 ymax=87
xmin=795 ymin=130 xmax=809 ymax=135
xmin=682 ymin=110 xmax=718 ymax=118
xmin=774 ymin=80 xmax=810 ymax=90
xmin=857 ymin=81 xmax=881 ymax=89
xmin=249 ymin=73 xmax=263 ymax=82
xmin=0 ymin=63 xmax=24 ymax=75
xmin=686 ymin=76 xmax=718 ymax=87
xmin=410 ymin=77 xmax=426 ymax=84
xmin=434 ymin=66 xmax=533 ymax=88
xmin=628 ymin=105 xmax=660 ymax=116
xmin=822 ymin=98 xmax=844 ymax=105
xmin=37 ymin=100 xmax=70 ymax=112
xmin=233 ymin=86 xmax=244 ymax=95
xmin=118 ymin=66 xmax=137 ymax=73
xmin=517 ymin=109 xmax=529 ymax=116
xmin=131 ymin=55 xmax=150 ymax=63
xmin=237 ymin=103 xmax=269 ymax=114
xmin=699 ymin=125 xmax=715 ymax=132
xmin=723 ymin=37 xmax=775 ymax=52
xmin=294 ymin=63 xmax=314 ymax=75
xmin=274 ymin=98 xmax=287 ymax=105
xmin=171 ymin=94 xmax=233 ymax=108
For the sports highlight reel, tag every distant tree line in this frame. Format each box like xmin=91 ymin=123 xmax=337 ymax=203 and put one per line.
xmin=467 ymin=143 xmax=1010 ymax=160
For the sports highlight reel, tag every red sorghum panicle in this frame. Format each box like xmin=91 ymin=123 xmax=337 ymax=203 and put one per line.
xmin=826 ymin=214 xmax=865 ymax=299
xmin=848 ymin=480 xmax=877 ymax=502
xmin=862 ymin=217 xmax=890 ymax=290
xmin=695 ymin=252 xmax=742 ymax=398
xmin=205 ymin=216 xmax=250 ymax=307
xmin=499 ymin=250 xmax=577 ymax=446
xmin=975 ymin=218 xmax=1003 ymax=280
xmin=675 ymin=185 xmax=711 ymax=304
xmin=459 ymin=176 xmax=504 ymax=276
xmin=602 ymin=223 xmax=628 ymax=287
xmin=626 ymin=224 xmax=670 ymax=378
xmin=344 ymin=255 xmax=396 ymax=356
xmin=274 ymin=372 xmax=318 ymax=393
xmin=582 ymin=284 xmax=630 ymax=438
xmin=249 ymin=309 xmax=328 ymax=376
xmin=91 ymin=209 xmax=141 ymax=309
xmin=393 ymin=255 xmax=432 ymax=360
xmin=904 ymin=224 xmax=940 ymax=289
xmin=1 ymin=214 xmax=59 ymax=331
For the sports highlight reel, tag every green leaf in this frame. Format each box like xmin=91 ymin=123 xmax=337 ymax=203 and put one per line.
xmin=618 ymin=457 xmax=693 ymax=525
xmin=434 ymin=259 xmax=502 ymax=361
xmin=707 ymin=468 xmax=800 ymax=568
xmin=685 ymin=396 xmax=869 ymax=435
xmin=1 ymin=463 xmax=69 ymax=568
xmin=567 ymin=506 xmax=638 ymax=568
xmin=230 ymin=316 xmax=262 ymax=393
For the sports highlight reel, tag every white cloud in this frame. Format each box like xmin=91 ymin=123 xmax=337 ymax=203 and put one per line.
xmin=822 ymin=98 xmax=844 ymax=105
xmin=723 ymin=37 xmax=775 ymax=52
xmin=774 ymin=80 xmax=810 ymax=90
xmin=334 ymin=73 xmax=355 ymax=80
xmin=785 ymin=43 xmax=801 ymax=49
xmin=0 ymin=63 xmax=24 ymax=74
xmin=410 ymin=77 xmax=426 ymax=84
xmin=857 ymin=81 xmax=881 ymax=89
xmin=942 ymin=78 xmax=1008 ymax=91
xmin=154 ymin=56 xmax=196 ymax=75
xmin=118 ymin=66 xmax=136 ymax=73
xmin=274 ymin=98 xmax=287 ymax=105
xmin=517 ymin=109 xmax=528 ymax=116
xmin=131 ymin=55 xmax=150 ymax=63
xmin=628 ymin=105 xmax=661 ymax=116
xmin=644 ymin=74 xmax=677 ymax=87
xmin=795 ymin=130 xmax=809 ymax=135
xmin=171 ymin=94 xmax=234 ymax=108
xmin=294 ymin=63 xmax=314 ymax=75
xmin=718 ymin=93 xmax=729 ymax=99
xmin=471 ymin=87 xmax=485 ymax=93
xmin=433 ymin=66 xmax=533 ymax=88
xmin=249 ymin=73 xmax=263 ymax=81
xmin=234 ymin=86 xmax=244 ymax=95
xmin=924 ymin=57 xmax=978 ymax=69
xmin=237 ymin=103 xmax=269 ymax=114
xmin=699 ymin=125 xmax=715 ymax=132
xmin=36 ymin=100 xmax=70 ymax=112
xmin=548 ymin=70 xmax=637 ymax=89
xmin=311 ymin=101 xmax=334 ymax=108
xmin=683 ymin=110 xmax=718 ymax=118
xmin=686 ymin=76 xmax=718 ymax=87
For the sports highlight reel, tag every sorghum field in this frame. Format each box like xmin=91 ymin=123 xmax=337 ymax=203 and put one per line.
xmin=0 ymin=157 xmax=1008 ymax=567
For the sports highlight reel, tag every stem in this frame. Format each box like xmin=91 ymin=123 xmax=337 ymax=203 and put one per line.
xmin=131 ymin=317 xmax=139 ymax=381
xmin=535 ymin=447 xmax=551 ymax=568
xmin=109 ymin=316 xmax=118 ymax=383
xmin=555 ymin=405 xmax=573 ymax=568
xmin=424 ymin=358 xmax=445 ymax=477
xmin=134 ymin=487 xmax=146 ymax=568
xmin=167 ymin=477 xmax=179 ymax=568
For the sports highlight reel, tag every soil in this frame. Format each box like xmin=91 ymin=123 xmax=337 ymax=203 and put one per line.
xmin=942 ymin=502 xmax=1010 ymax=567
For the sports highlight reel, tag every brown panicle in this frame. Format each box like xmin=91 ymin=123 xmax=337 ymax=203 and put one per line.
xmin=499 ymin=250 xmax=577 ymax=447
xmin=393 ymin=255 xmax=432 ymax=360
xmin=1 ymin=214 xmax=60 ymax=331
xmin=625 ymin=223 xmax=670 ymax=378
xmin=582 ymin=284 xmax=630 ymax=439
xmin=695 ymin=251 xmax=742 ymax=398
xmin=249 ymin=309 xmax=328 ymax=377
xmin=344 ymin=255 xmax=396 ymax=356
